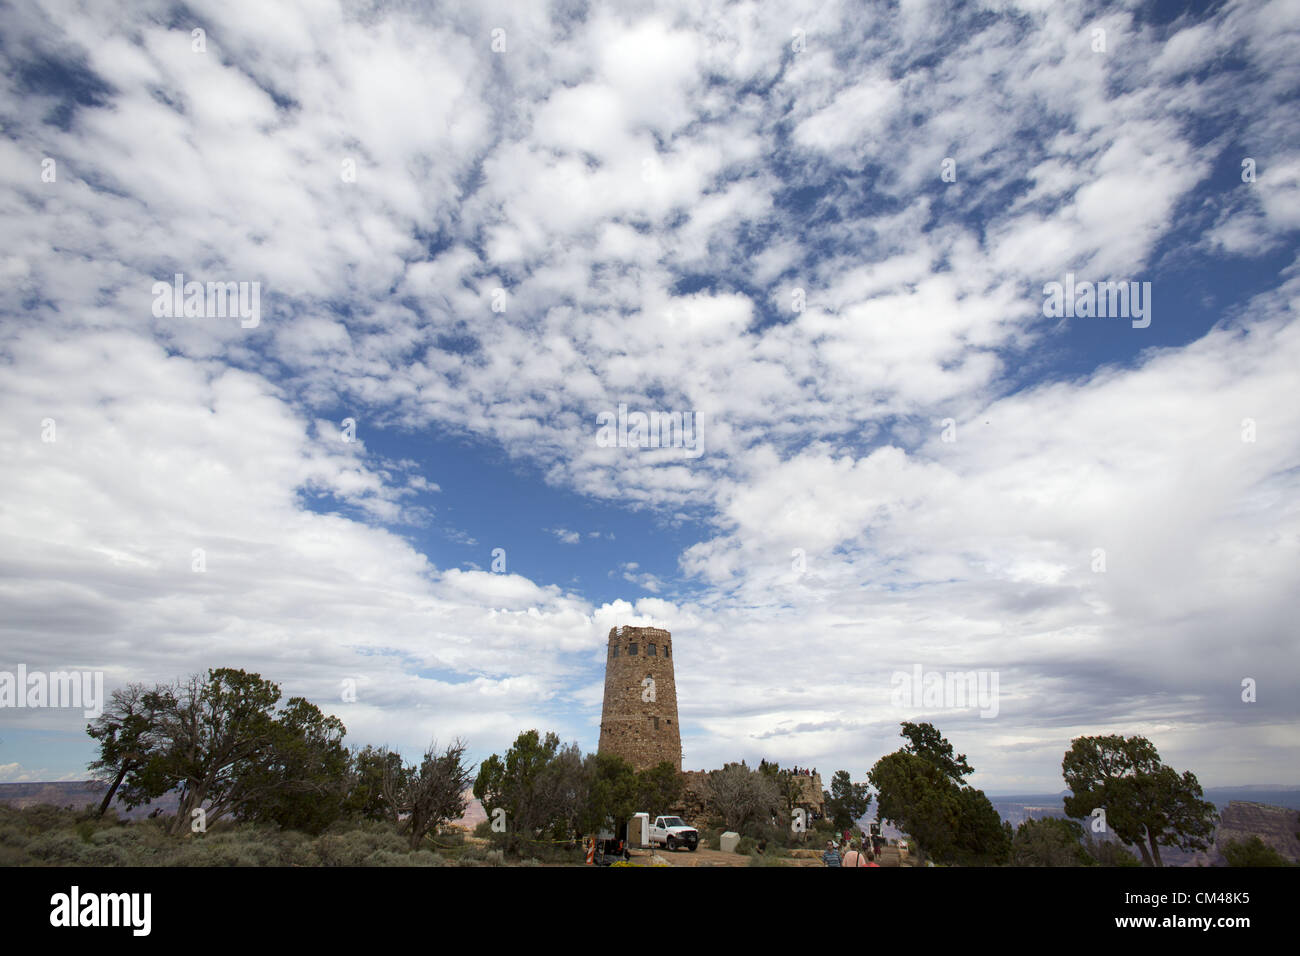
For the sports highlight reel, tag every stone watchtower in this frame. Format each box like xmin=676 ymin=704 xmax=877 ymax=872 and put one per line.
xmin=598 ymin=625 xmax=681 ymax=772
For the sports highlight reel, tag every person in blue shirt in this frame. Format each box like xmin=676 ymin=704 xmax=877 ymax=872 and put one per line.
xmin=823 ymin=840 xmax=842 ymax=867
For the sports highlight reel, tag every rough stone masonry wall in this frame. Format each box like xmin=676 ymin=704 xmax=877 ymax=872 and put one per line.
xmin=791 ymin=773 xmax=825 ymax=811
xmin=598 ymin=625 xmax=681 ymax=772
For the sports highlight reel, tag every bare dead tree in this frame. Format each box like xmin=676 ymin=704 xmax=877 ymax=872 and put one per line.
xmin=707 ymin=761 xmax=781 ymax=833
xmin=382 ymin=738 xmax=475 ymax=850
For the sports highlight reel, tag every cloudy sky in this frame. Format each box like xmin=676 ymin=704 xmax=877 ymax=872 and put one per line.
xmin=1 ymin=0 xmax=1297 ymax=793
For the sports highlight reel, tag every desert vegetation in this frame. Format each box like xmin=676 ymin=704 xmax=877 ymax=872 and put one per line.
xmin=0 ymin=666 xmax=1244 ymax=867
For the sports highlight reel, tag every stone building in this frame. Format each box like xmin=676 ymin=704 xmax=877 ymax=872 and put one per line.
xmin=598 ymin=625 xmax=681 ymax=771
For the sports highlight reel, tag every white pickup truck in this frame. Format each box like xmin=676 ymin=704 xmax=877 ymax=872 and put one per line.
xmin=648 ymin=815 xmax=699 ymax=851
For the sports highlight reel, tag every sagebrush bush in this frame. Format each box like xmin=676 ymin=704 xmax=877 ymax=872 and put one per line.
xmin=26 ymin=831 xmax=91 ymax=864
xmin=362 ymin=849 xmax=445 ymax=867
xmin=20 ymin=805 xmax=80 ymax=833
xmin=89 ymin=827 xmax=141 ymax=846
xmin=0 ymin=805 xmax=553 ymax=866
xmin=0 ymin=826 xmax=31 ymax=849
xmin=313 ymin=826 xmax=410 ymax=866
xmin=169 ymin=836 xmax=276 ymax=867
xmin=435 ymin=827 xmax=466 ymax=847
xmin=83 ymin=844 xmax=133 ymax=866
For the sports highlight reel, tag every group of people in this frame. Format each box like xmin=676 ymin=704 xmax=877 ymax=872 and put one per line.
xmin=790 ymin=766 xmax=816 ymax=776
xmin=822 ymin=831 xmax=884 ymax=867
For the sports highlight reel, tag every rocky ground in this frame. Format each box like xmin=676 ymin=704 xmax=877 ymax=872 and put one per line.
xmin=609 ymin=843 xmax=911 ymax=867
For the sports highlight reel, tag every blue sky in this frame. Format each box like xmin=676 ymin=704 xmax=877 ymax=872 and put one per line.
xmin=1 ymin=0 xmax=1298 ymax=793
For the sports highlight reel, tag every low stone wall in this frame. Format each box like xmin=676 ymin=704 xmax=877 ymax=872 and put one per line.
xmin=675 ymin=770 xmax=710 ymax=822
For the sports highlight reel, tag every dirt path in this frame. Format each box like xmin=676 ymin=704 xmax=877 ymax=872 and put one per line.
xmin=625 ymin=846 xmax=821 ymax=867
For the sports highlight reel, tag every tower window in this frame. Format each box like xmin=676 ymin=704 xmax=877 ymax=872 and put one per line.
xmin=665 ymin=646 xmax=670 ymax=658
xmin=648 ymin=643 xmax=657 ymax=656
xmin=629 ymin=643 xmax=637 ymax=655
xmin=611 ymin=645 xmax=618 ymax=658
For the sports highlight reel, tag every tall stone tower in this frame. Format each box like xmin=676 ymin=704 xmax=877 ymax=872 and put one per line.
xmin=598 ymin=625 xmax=681 ymax=772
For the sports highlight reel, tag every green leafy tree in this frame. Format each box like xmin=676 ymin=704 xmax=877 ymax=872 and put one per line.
xmin=86 ymin=683 xmax=170 ymax=817
xmin=869 ymin=722 xmax=1009 ymax=865
xmin=870 ymin=751 xmax=960 ymax=859
xmin=953 ymin=787 xmax=1012 ymax=865
xmin=474 ymin=730 xmax=584 ymax=855
xmin=85 ymin=669 xmax=282 ymax=834
xmin=823 ymin=770 xmax=871 ymax=832
xmin=344 ymin=745 xmax=407 ymax=821
xmin=900 ymin=721 xmax=974 ymax=781
xmin=636 ymin=760 xmax=683 ymax=815
xmin=783 ymin=771 xmax=812 ymax=831
xmin=233 ymin=697 xmax=350 ymax=834
xmin=543 ymin=742 xmax=587 ymax=841
xmin=755 ymin=761 xmax=808 ymax=837
xmin=1221 ymin=835 xmax=1291 ymax=867
xmin=1062 ymin=735 xmax=1217 ymax=867
xmin=162 ymin=669 xmax=283 ymax=834
xmin=581 ymin=752 xmax=637 ymax=836
xmin=1012 ymin=817 xmax=1091 ymax=867
xmin=87 ymin=669 xmax=355 ymax=836
xmin=1083 ymin=833 xmax=1142 ymax=867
